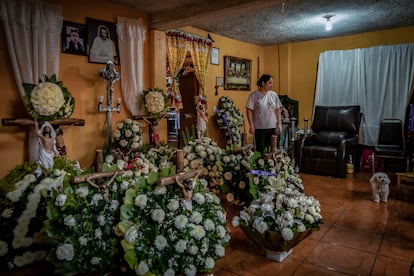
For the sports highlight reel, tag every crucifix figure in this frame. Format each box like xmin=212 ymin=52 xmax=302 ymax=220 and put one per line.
xmin=98 ymin=60 xmax=121 ymax=145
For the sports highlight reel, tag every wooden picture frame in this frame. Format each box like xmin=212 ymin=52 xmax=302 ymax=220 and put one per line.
xmin=224 ymin=55 xmax=251 ymax=90
xmin=62 ymin=21 xmax=88 ymax=56
xmin=211 ymin=47 xmax=220 ymax=65
xmin=86 ymin=17 xmax=120 ymax=65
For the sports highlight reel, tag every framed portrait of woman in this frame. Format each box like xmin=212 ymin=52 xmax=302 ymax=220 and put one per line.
xmin=86 ymin=17 xmax=120 ymax=65
xmin=62 ymin=21 xmax=88 ymax=56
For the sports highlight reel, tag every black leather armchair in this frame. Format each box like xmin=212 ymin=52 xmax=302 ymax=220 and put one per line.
xmin=298 ymin=105 xmax=361 ymax=178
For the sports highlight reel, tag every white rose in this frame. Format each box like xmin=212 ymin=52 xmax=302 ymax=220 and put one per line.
xmin=56 ymin=243 xmax=74 ymax=261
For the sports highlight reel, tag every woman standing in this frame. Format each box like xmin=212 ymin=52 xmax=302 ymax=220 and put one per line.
xmin=246 ymin=74 xmax=283 ymax=153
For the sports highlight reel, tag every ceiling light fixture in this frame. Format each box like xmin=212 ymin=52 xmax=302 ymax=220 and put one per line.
xmin=324 ymin=15 xmax=333 ymax=31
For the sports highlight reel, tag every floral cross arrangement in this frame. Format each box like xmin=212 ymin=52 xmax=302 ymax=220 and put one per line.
xmin=117 ymin=177 xmax=230 ymax=275
xmin=23 ymin=74 xmax=75 ymax=121
xmin=214 ymin=96 xmax=245 ymax=146
xmin=141 ymin=87 xmax=168 ymax=120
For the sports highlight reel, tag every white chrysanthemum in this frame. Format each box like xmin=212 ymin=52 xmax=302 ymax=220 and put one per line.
xmin=154 ymin=235 xmax=167 ymax=251
xmin=105 ymin=154 xmax=114 ymax=163
xmin=23 ymin=173 xmax=37 ymax=183
xmin=91 ymin=257 xmax=101 ymax=265
xmin=214 ymin=244 xmax=225 ymax=257
xmin=163 ymin=268 xmax=175 ymax=276
xmin=167 ymin=199 xmax=179 ymax=212
xmin=135 ymin=194 xmax=148 ymax=209
xmin=131 ymin=124 xmax=140 ymax=133
xmin=145 ymin=91 xmax=165 ymax=113
xmin=184 ymin=264 xmax=197 ymax=276
xmin=153 ymin=186 xmax=167 ymax=195
xmin=281 ymin=227 xmax=294 ymax=241
xmin=203 ymin=219 xmax=215 ymax=231
xmin=30 ymin=82 xmax=65 ymax=116
xmin=136 ymin=260 xmax=149 ymax=275
xmin=193 ymin=193 xmax=205 ymax=204
xmin=190 ymin=225 xmax=206 ymax=240
xmin=305 ymin=214 xmax=315 ymax=224
xmin=231 ymin=216 xmax=240 ymax=227
xmin=97 ymin=215 xmax=106 ymax=226
xmin=0 ymin=240 xmax=8 ymax=256
xmin=63 ymin=215 xmax=76 ymax=227
xmin=205 ymin=257 xmax=215 ymax=269
xmin=95 ymin=228 xmax=102 ymax=239
xmin=56 ymin=243 xmax=74 ymax=261
xmin=216 ymin=225 xmax=227 ymax=239
xmin=188 ymin=245 xmax=198 ymax=255
xmin=114 ymin=129 xmax=121 ymax=138
xmin=55 ymin=194 xmax=67 ymax=207
xmin=78 ymin=236 xmax=88 ymax=246
xmin=297 ymin=223 xmax=306 ymax=232
xmin=75 ymin=186 xmax=89 ymax=198
xmin=174 ymin=215 xmax=188 ymax=229
xmin=174 ymin=239 xmax=187 ymax=253
xmin=190 ymin=211 xmax=203 ymax=224
xmin=117 ymin=122 xmax=124 ymax=129
xmin=1 ymin=208 xmax=13 ymax=218
xmin=91 ymin=193 xmax=103 ymax=206
xmin=151 ymin=208 xmax=165 ymax=223
xmin=125 ymin=226 xmax=139 ymax=243
xmin=119 ymin=139 xmax=128 ymax=147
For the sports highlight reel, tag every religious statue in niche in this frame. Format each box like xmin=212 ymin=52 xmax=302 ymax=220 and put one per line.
xmin=196 ymin=102 xmax=208 ymax=139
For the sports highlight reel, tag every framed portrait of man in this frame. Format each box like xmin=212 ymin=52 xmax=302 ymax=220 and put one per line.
xmin=62 ymin=21 xmax=87 ymax=56
xmin=86 ymin=17 xmax=120 ymax=65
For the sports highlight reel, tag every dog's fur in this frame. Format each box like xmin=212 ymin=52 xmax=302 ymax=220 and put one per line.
xmin=369 ymin=172 xmax=391 ymax=203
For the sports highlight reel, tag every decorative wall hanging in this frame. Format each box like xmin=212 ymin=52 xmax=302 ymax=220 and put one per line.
xmin=224 ymin=56 xmax=251 ymax=90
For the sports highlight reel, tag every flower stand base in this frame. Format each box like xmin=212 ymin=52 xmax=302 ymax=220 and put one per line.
xmin=264 ymin=248 xmax=293 ymax=262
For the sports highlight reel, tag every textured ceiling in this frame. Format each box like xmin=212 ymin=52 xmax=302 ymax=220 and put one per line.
xmin=114 ymin=0 xmax=414 ymax=46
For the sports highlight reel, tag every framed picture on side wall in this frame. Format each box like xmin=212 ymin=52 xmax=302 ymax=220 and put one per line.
xmin=62 ymin=21 xmax=88 ymax=56
xmin=224 ymin=55 xmax=251 ymax=90
xmin=86 ymin=17 xmax=120 ymax=65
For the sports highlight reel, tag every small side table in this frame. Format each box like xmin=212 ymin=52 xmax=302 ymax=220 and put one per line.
xmin=396 ymin=172 xmax=414 ymax=198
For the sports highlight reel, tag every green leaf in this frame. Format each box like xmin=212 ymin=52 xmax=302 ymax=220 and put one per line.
xmin=146 ymin=171 xmax=159 ymax=185
xmin=159 ymin=167 xmax=169 ymax=177
xmin=120 ymin=204 xmax=135 ymax=221
xmin=117 ymin=220 xmax=135 ymax=234
xmin=122 ymin=243 xmax=137 ymax=269
xmin=124 ymin=188 xmax=137 ymax=205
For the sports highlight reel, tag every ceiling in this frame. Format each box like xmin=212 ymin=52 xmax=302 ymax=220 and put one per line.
xmin=114 ymin=0 xmax=414 ymax=46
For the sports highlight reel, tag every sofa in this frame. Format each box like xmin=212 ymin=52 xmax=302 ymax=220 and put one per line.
xmin=298 ymin=105 xmax=361 ymax=178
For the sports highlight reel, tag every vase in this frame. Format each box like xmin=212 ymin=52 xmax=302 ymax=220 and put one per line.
xmin=240 ymin=225 xmax=312 ymax=262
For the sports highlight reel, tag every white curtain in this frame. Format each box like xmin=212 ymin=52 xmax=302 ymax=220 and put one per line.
xmin=116 ymin=17 xmax=146 ymax=115
xmin=0 ymin=0 xmax=62 ymax=162
xmin=315 ymin=43 xmax=414 ymax=145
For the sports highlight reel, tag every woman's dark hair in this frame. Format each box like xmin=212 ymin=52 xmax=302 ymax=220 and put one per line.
xmin=256 ymin=74 xmax=272 ymax=87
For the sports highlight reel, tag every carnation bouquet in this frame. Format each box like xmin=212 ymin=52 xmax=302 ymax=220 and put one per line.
xmin=117 ymin=180 xmax=230 ymax=275
xmin=142 ymin=87 xmax=168 ymax=119
xmin=214 ymin=96 xmax=245 ymax=146
xmin=23 ymin=74 xmax=75 ymax=121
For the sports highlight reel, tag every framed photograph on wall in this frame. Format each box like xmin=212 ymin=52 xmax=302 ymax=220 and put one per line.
xmin=62 ymin=21 xmax=88 ymax=56
xmin=86 ymin=17 xmax=120 ymax=65
xmin=211 ymin=47 xmax=220 ymax=65
xmin=224 ymin=55 xmax=251 ymax=90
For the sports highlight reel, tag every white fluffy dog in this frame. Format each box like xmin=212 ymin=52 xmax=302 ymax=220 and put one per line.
xmin=369 ymin=172 xmax=391 ymax=203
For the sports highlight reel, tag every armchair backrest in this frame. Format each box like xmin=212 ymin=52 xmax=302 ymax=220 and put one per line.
xmin=312 ymin=105 xmax=361 ymax=134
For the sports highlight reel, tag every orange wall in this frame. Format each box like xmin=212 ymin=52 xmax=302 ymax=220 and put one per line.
xmin=0 ymin=0 xmax=414 ymax=178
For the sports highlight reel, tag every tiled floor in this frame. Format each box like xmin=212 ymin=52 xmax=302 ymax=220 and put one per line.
xmin=215 ymin=172 xmax=414 ymax=276
xmin=2 ymin=172 xmax=414 ymax=275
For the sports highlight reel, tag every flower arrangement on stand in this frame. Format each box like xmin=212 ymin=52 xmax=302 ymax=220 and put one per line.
xmin=117 ymin=178 xmax=230 ymax=275
xmin=214 ymin=96 xmax=245 ymax=146
xmin=230 ymin=152 xmax=323 ymax=262
xmin=23 ymin=74 xmax=75 ymax=121
xmin=142 ymin=87 xmax=168 ymax=120
xmin=182 ymin=137 xmax=223 ymax=195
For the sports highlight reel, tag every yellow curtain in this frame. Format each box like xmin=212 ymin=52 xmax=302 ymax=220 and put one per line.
xmin=166 ymin=31 xmax=187 ymax=109
xmin=188 ymin=38 xmax=212 ymax=97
